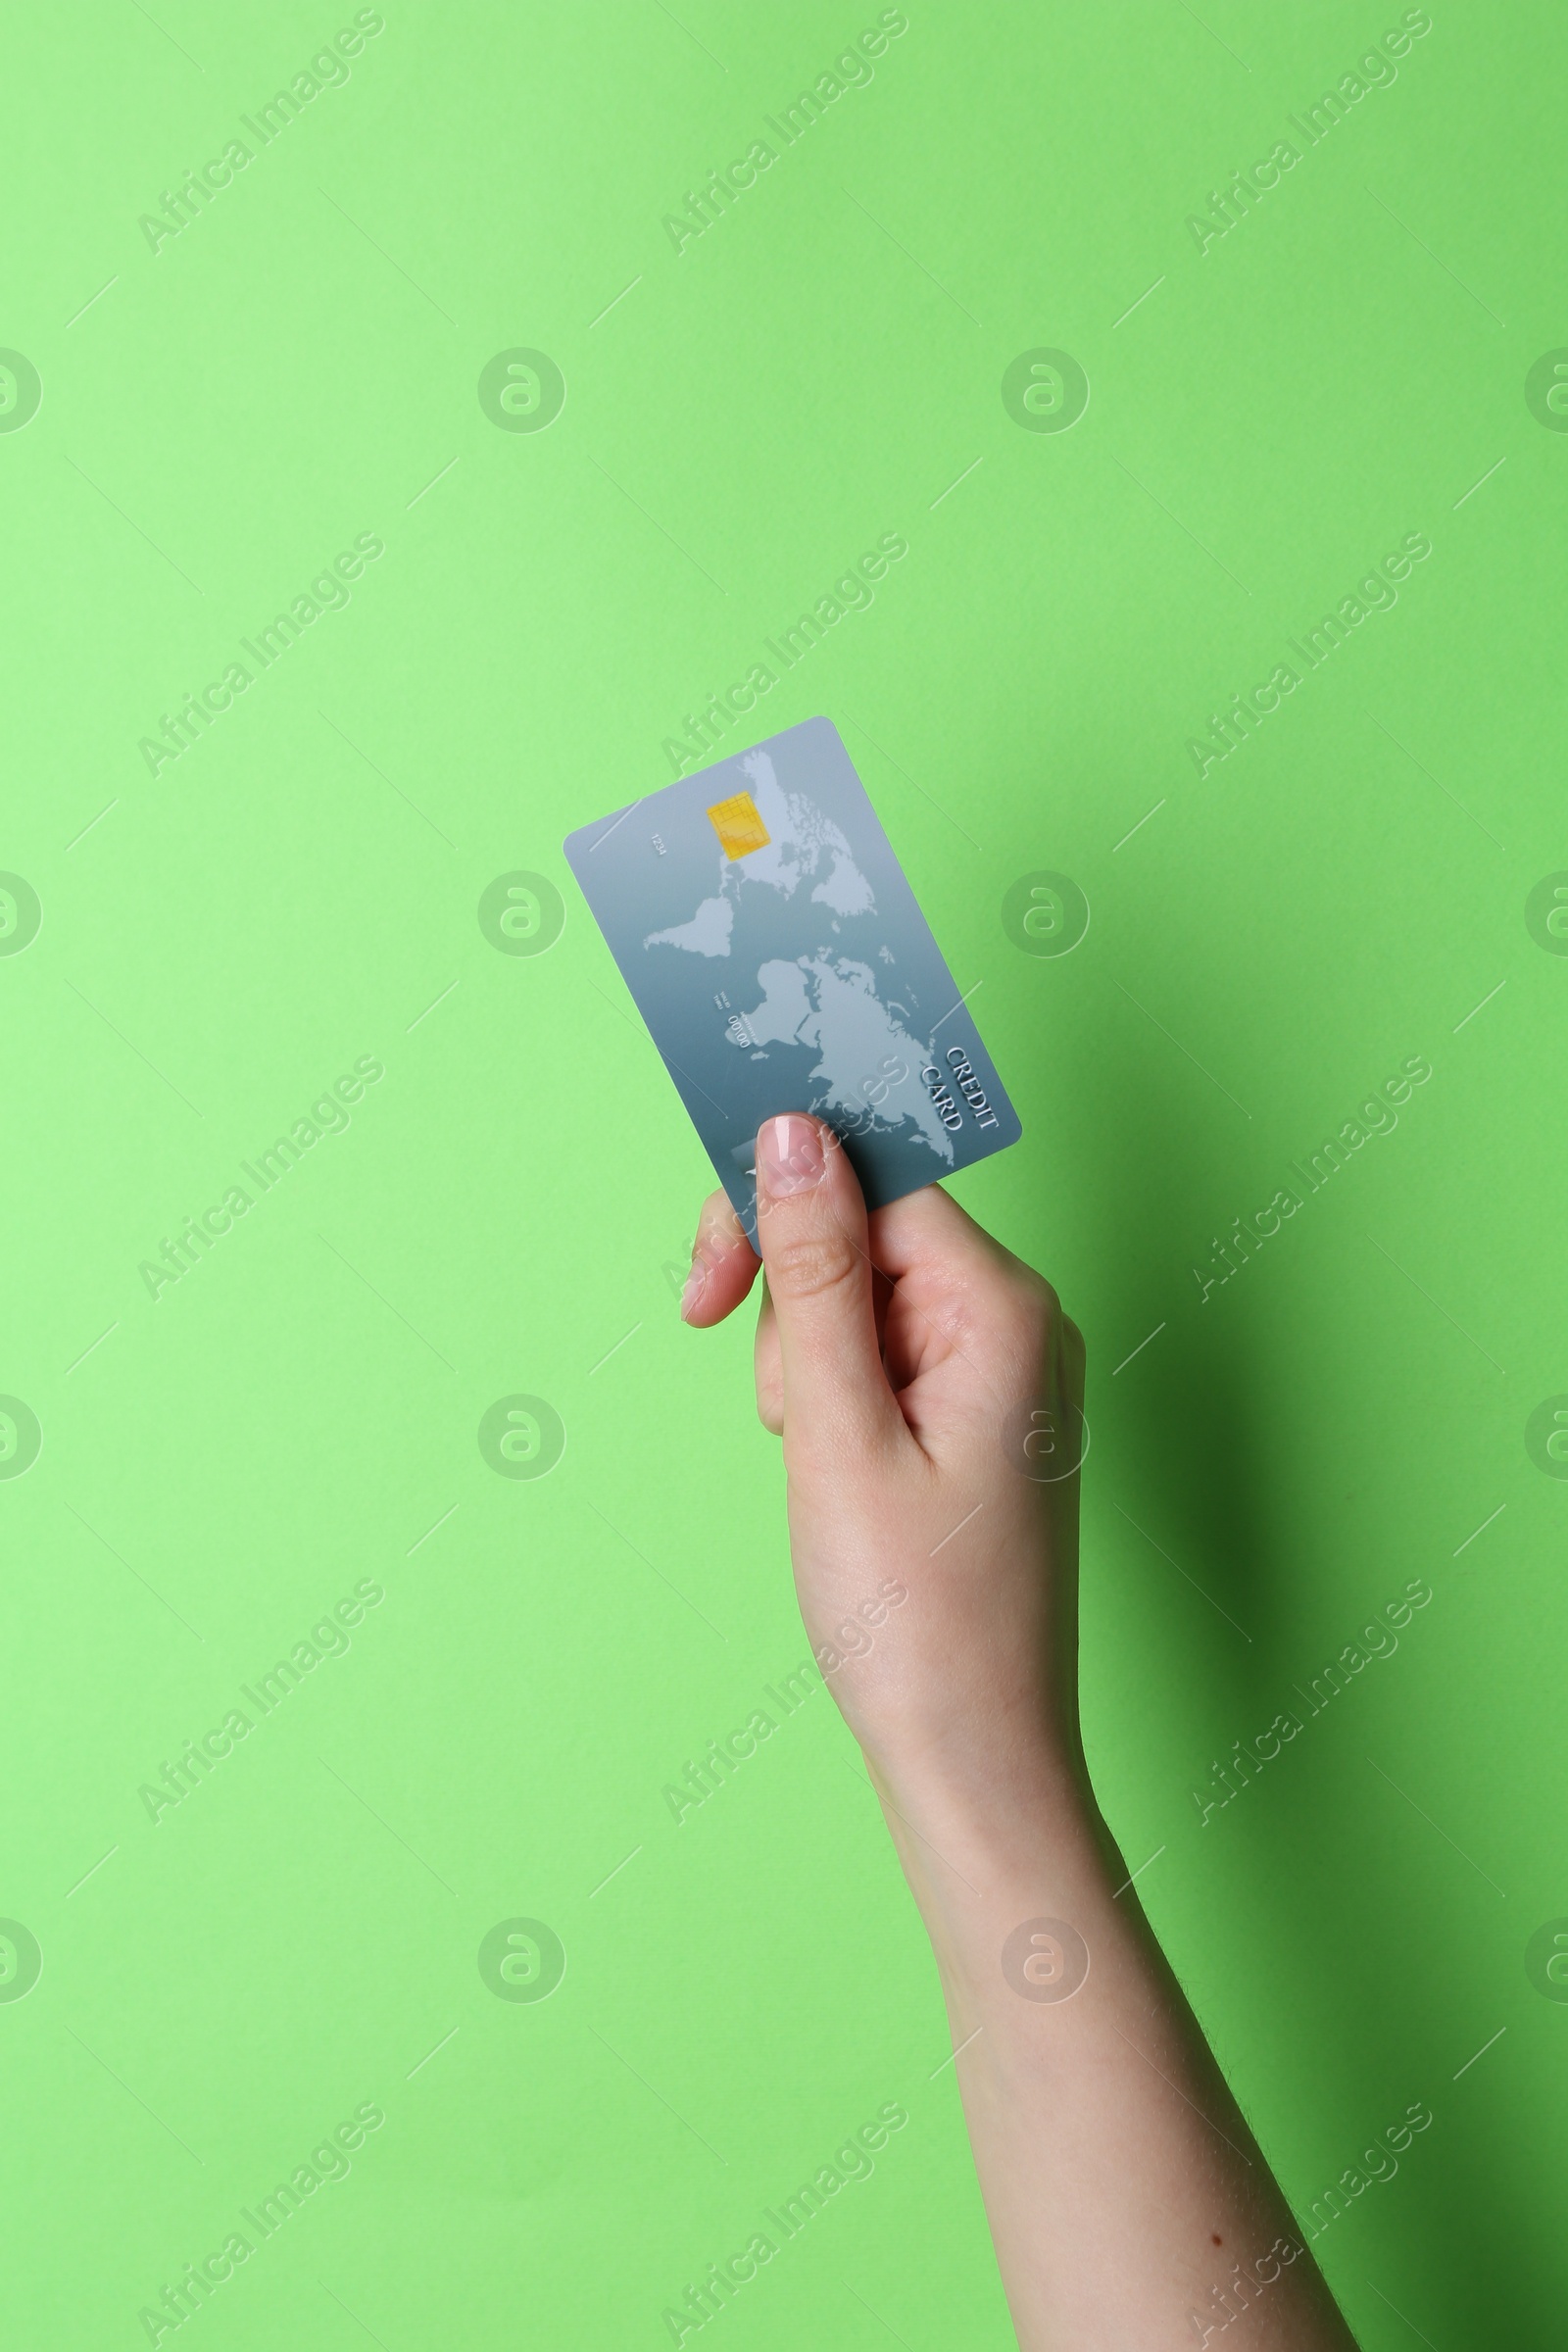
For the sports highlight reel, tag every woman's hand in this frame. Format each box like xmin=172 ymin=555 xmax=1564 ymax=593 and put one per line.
xmin=681 ymin=1112 xmax=1086 ymax=1820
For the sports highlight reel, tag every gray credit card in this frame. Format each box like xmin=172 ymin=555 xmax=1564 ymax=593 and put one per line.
xmin=563 ymin=716 xmax=1020 ymax=1240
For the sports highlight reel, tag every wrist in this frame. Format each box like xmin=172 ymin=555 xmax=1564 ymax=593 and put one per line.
xmin=865 ymin=1722 xmax=1118 ymax=1934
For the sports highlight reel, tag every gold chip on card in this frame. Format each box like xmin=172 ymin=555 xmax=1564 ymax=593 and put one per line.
xmin=706 ymin=791 xmax=770 ymax=859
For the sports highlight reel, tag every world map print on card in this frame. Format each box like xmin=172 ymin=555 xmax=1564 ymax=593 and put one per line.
xmin=643 ymin=747 xmax=958 ymax=1169
xmin=564 ymin=718 xmax=1019 ymax=1238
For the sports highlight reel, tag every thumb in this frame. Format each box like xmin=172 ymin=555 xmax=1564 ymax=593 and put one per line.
xmin=753 ymin=1114 xmax=902 ymax=1461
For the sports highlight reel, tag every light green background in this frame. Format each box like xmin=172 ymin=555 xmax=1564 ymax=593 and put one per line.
xmin=4 ymin=3 xmax=1563 ymax=2344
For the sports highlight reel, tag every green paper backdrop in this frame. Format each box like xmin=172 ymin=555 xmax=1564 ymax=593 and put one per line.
xmin=4 ymin=3 xmax=1562 ymax=2344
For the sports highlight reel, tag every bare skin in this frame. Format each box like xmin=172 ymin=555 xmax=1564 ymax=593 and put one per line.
xmin=682 ymin=1113 xmax=1358 ymax=2351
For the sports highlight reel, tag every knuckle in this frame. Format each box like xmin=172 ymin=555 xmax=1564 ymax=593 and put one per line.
xmin=1026 ymin=1267 xmax=1061 ymax=1319
xmin=768 ymin=1228 xmax=859 ymax=1303
xmin=998 ymin=1264 xmax=1057 ymax=1341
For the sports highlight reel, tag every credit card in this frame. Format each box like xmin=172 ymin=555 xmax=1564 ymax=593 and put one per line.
xmin=563 ymin=716 xmax=1020 ymax=1240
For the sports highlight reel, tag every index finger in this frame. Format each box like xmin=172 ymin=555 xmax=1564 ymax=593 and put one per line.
xmin=681 ymin=1188 xmax=761 ymax=1326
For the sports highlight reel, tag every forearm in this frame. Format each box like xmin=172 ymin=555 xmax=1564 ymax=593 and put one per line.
xmin=869 ymin=1743 xmax=1358 ymax=2350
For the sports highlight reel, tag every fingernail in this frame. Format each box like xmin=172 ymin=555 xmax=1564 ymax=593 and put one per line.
xmin=757 ymin=1114 xmax=825 ymax=1198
